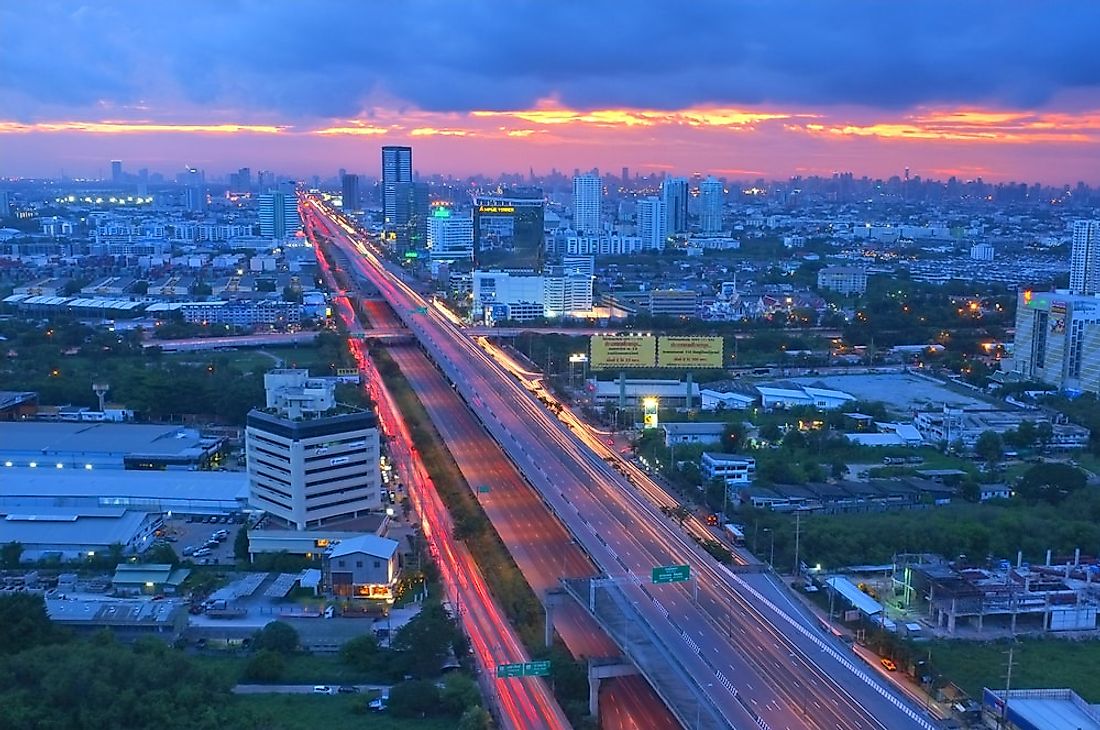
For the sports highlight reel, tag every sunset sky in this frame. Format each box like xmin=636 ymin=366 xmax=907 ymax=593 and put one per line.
xmin=3 ymin=1 xmax=1100 ymax=183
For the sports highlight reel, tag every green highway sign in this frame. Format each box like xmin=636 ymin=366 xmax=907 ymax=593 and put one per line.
xmin=409 ymin=306 xmax=429 ymax=315
xmin=403 ymin=251 xmax=420 ymax=259
xmin=477 ymin=485 xmax=491 ymax=494
xmin=496 ymin=660 xmax=551 ymax=678
xmin=651 ymin=564 xmax=691 ymax=584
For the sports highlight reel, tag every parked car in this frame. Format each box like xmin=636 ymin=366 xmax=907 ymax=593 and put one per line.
xmin=313 ymin=685 xmax=336 ymax=695
xmin=337 ymin=686 xmax=359 ymax=694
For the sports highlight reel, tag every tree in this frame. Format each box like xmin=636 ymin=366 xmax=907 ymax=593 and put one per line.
xmin=721 ymin=422 xmax=744 ymax=452
xmin=1 ymin=541 xmax=23 ymax=568
xmin=252 ymin=621 xmax=299 ymax=655
xmin=1036 ymin=421 xmax=1054 ymax=452
xmin=340 ymin=633 xmax=382 ymax=672
xmin=974 ymin=430 xmax=1004 ymax=465
xmin=234 ymin=528 xmax=250 ymax=562
xmin=0 ymin=594 xmax=61 ymax=654
xmin=145 ymin=542 xmax=179 ymax=566
xmin=243 ymin=649 xmax=285 ymax=682
xmin=1006 ymin=421 xmax=1037 ymax=450
xmin=387 ymin=679 xmax=441 ymax=718
xmin=458 ymin=706 xmax=493 ymax=730
xmin=392 ymin=603 xmax=458 ymax=678
xmin=1016 ymin=463 xmax=1087 ymax=505
xmin=439 ymin=672 xmax=481 ymax=715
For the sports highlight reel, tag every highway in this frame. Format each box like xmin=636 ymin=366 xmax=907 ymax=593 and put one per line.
xmin=307 ymin=198 xmax=936 ymax=730
xmin=307 ymin=211 xmax=570 ymax=730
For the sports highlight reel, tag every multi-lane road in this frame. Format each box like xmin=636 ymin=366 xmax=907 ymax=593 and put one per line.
xmin=307 ymin=198 xmax=937 ymax=730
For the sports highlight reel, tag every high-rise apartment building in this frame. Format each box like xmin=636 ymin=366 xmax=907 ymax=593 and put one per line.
xmin=258 ymin=186 xmax=301 ymax=240
xmin=381 ymin=145 xmax=413 ymax=226
xmin=0 ymin=190 xmax=10 ymax=218
xmin=341 ymin=173 xmax=361 ymax=212
xmin=246 ymin=369 xmax=381 ymax=530
xmin=183 ymin=167 xmax=206 ymax=213
xmin=1071 ymin=220 xmax=1100 ymax=295
xmin=572 ymin=175 xmax=602 ymax=234
xmin=636 ymin=197 xmax=667 ymax=251
xmin=700 ymin=176 xmax=724 ymax=234
xmin=395 ymin=181 xmax=428 ymax=251
xmin=111 ymin=160 xmax=123 ymax=185
xmin=661 ymin=177 xmax=689 ymax=235
xmin=427 ymin=206 xmax=474 ymax=264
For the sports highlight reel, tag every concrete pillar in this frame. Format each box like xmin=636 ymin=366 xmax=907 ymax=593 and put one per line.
xmin=1046 ymin=549 xmax=1052 ymax=567
xmin=587 ymin=661 xmax=640 ymax=722
xmin=948 ymin=598 xmax=957 ymax=634
xmin=544 ymin=589 xmax=564 ymax=649
xmin=589 ymin=674 xmax=601 ymax=718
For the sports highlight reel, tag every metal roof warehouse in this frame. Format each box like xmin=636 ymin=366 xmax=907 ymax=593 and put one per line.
xmin=0 ymin=421 xmax=224 ymax=470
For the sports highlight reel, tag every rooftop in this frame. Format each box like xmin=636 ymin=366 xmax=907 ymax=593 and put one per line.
xmin=0 ymin=467 xmax=248 ymax=507
xmin=46 ymin=598 xmax=182 ymax=626
xmin=0 ymin=507 xmax=154 ymax=547
xmin=328 ymin=533 xmax=399 ymax=560
xmin=0 ymin=421 xmax=212 ymax=459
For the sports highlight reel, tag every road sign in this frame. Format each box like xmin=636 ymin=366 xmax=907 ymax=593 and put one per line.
xmin=496 ymin=660 xmax=550 ymax=678
xmin=651 ymin=564 xmax=691 ymax=584
xmin=477 ymin=485 xmax=491 ymax=494
xmin=409 ymin=306 xmax=428 ymax=315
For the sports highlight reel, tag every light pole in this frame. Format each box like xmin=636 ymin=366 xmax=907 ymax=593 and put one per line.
xmin=762 ymin=528 xmax=775 ymax=569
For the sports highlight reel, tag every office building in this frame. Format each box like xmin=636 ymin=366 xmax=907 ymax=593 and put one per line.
xmin=110 ymin=160 xmax=123 ymax=185
xmin=246 ymin=369 xmax=382 ymax=530
xmin=381 ymin=145 xmax=413 ymax=227
xmin=1008 ymin=290 xmax=1100 ymax=394
xmin=0 ymin=190 xmax=10 ymax=217
xmin=648 ymin=289 xmax=698 ymax=317
xmin=395 ymin=181 xmax=429 ymax=251
xmin=572 ymin=175 xmax=602 ymax=234
xmin=426 ymin=206 xmax=474 ymax=264
xmin=817 ymin=266 xmax=869 ymax=295
xmin=258 ymin=188 xmax=301 ymax=240
xmin=1071 ymin=220 xmax=1100 ymax=295
xmin=341 ymin=173 xmax=361 ymax=212
xmin=237 ymin=167 xmax=251 ymax=191
xmin=661 ymin=177 xmax=689 ymax=235
xmin=700 ymin=452 xmax=756 ymax=486
xmin=700 ymin=176 xmax=724 ymax=234
xmin=473 ymin=188 xmax=545 ymax=270
xmin=635 ymin=197 xmax=667 ymax=251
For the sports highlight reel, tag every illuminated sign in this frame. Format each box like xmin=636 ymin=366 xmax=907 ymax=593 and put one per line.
xmin=657 ymin=336 xmax=724 ymax=368
xmin=477 ymin=206 xmax=516 ymax=214
xmin=643 ymin=397 xmax=659 ymax=429
xmin=590 ymin=335 xmax=657 ymax=369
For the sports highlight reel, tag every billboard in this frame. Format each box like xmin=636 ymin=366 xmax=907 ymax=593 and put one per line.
xmin=657 ymin=336 xmax=724 ymax=368
xmin=590 ymin=335 xmax=657 ymax=369
xmin=642 ymin=397 xmax=659 ymax=430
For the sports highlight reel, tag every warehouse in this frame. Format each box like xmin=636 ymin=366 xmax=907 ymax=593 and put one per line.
xmin=0 ymin=421 xmax=224 ymax=470
xmin=0 ymin=506 xmax=163 ymax=561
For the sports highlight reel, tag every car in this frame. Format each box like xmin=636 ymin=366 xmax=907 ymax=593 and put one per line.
xmin=337 ymin=686 xmax=359 ymax=694
xmin=192 ymin=548 xmax=212 ymax=557
xmin=313 ymin=685 xmax=336 ymax=695
xmin=606 ymin=438 xmax=615 ymax=446
xmin=880 ymin=658 xmax=897 ymax=672
xmin=182 ymin=546 xmax=196 ymax=557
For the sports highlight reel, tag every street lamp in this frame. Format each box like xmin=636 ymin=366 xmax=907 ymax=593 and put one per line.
xmin=762 ymin=528 xmax=775 ymax=568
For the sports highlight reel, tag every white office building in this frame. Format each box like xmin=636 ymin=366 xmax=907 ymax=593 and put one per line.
xmin=636 ymin=197 xmax=667 ymax=251
xmin=1071 ymin=220 xmax=1100 ymax=295
xmin=246 ymin=370 xmax=381 ymax=530
xmin=258 ymin=189 xmax=300 ymax=240
xmin=700 ymin=452 xmax=756 ymax=485
xmin=817 ymin=266 xmax=869 ymax=295
xmin=970 ymin=243 xmax=995 ymax=261
xmin=572 ymin=175 xmax=602 ymax=234
xmin=699 ymin=177 xmax=724 ymax=234
xmin=427 ymin=207 xmax=474 ymax=264
xmin=471 ymin=269 xmax=593 ymax=322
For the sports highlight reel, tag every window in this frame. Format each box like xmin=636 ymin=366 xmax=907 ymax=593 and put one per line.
xmin=355 ymin=561 xmax=363 ymax=568
xmin=337 ymin=560 xmax=345 ymax=568
xmin=373 ymin=560 xmax=381 ymax=569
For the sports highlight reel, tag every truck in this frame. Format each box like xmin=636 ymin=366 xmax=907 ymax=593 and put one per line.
xmin=723 ymin=523 xmax=746 ymax=546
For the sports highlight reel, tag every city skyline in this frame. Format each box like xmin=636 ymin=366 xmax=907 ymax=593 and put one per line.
xmin=3 ymin=2 xmax=1100 ymax=183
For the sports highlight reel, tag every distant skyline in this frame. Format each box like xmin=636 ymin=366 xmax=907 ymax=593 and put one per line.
xmin=3 ymin=2 xmax=1100 ymax=183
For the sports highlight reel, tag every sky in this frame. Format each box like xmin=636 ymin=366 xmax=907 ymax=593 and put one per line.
xmin=2 ymin=1 xmax=1100 ymax=184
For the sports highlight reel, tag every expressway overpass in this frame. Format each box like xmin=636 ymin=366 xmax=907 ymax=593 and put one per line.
xmin=307 ymin=197 xmax=938 ymax=730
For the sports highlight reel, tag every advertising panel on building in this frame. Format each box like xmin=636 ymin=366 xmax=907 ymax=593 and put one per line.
xmin=657 ymin=336 xmax=724 ymax=368
xmin=590 ymin=335 xmax=657 ymax=369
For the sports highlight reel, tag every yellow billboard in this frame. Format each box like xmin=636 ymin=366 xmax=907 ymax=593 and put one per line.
xmin=657 ymin=336 xmax=724 ymax=368
xmin=590 ymin=335 xmax=657 ymax=369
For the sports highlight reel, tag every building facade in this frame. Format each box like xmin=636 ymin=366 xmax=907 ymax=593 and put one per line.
xmin=701 ymin=452 xmax=756 ymax=485
xmin=817 ymin=266 xmax=869 ymax=295
xmin=635 ymin=197 xmax=667 ymax=251
xmin=473 ymin=189 xmax=545 ymax=270
xmin=381 ymin=145 xmax=412 ymax=227
xmin=699 ymin=176 xmax=724 ymax=234
xmin=1071 ymin=219 xmax=1100 ymax=295
xmin=426 ymin=207 xmax=474 ymax=265
xmin=661 ymin=177 xmax=689 ymax=235
xmin=1007 ymin=289 xmax=1100 ymax=394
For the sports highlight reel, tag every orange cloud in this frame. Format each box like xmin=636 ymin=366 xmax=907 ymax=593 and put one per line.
xmin=0 ymin=121 xmax=286 ymax=134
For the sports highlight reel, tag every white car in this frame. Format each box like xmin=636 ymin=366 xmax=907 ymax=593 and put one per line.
xmin=313 ymin=685 xmax=336 ymax=695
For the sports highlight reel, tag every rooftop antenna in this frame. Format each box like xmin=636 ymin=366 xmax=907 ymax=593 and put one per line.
xmin=92 ymin=382 xmax=110 ymax=412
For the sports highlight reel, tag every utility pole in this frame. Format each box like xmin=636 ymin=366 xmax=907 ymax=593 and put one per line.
xmin=793 ymin=512 xmax=802 ymax=577
xmin=999 ymin=644 xmax=1017 ymax=729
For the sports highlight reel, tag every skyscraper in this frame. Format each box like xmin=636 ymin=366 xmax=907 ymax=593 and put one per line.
xmin=1071 ymin=220 xmax=1100 ymax=295
xmin=110 ymin=160 xmax=123 ymax=185
xmin=237 ymin=167 xmax=251 ymax=192
xmin=636 ymin=197 xmax=667 ymax=251
xmin=473 ymin=187 xmax=546 ymax=270
xmin=396 ymin=181 xmax=429 ymax=251
xmin=700 ymin=176 xmax=724 ymax=234
xmin=381 ymin=145 xmax=413 ymax=227
xmin=341 ymin=173 xmax=361 ymax=212
xmin=572 ymin=175 xmax=602 ymax=234
xmin=661 ymin=177 xmax=688 ymax=235
xmin=183 ymin=167 xmax=206 ymax=213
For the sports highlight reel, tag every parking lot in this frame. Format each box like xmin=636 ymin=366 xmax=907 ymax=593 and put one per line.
xmin=158 ymin=514 xmax=244 ymax=566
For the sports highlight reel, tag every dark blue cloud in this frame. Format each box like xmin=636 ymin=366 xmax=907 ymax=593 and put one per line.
xmin=2 ymin=1 xmax=1099 ymax=121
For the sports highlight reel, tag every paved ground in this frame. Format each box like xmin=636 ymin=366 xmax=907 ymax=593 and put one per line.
xmin=790 ymin=372 xmax=997 ymax=414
